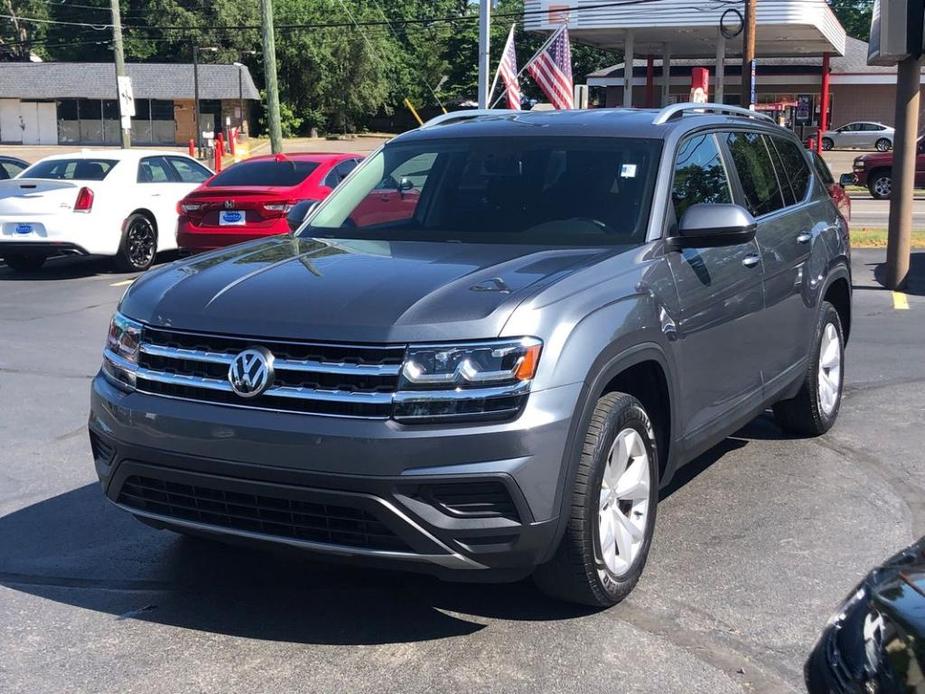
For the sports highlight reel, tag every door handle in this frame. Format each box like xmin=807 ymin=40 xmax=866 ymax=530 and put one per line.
xmin=796 ymin=232 xmax=812 ymax=244
xmin=742 ymin=254 xmax=760 ymax=268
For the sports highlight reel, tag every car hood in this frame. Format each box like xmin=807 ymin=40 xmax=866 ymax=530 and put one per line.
xmin=856 ymin=152 xmax=891 ymax=165
xmin=120 ymin=236 xmax=615 ymax=342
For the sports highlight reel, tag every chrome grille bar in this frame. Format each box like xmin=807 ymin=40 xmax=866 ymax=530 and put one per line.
xmin=139 ymin=343 xmax=401 ymax=376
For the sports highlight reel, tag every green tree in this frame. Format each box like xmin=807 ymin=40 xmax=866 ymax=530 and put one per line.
xmin=828 ymin=0 xmax=873 ymax=41
xmin=1 ymin=1 xmax=49 ymax=61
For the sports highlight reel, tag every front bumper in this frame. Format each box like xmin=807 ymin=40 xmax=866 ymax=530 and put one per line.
xmin=89 ymin=374 xmax=581 ymax=578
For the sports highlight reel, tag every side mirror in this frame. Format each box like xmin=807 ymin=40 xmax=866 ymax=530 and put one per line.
xmin=287 ymin=200 xmax=318 ymax=232
xmin=839 ymin=173 xmax=856 ymax=187
xmin=669 ymin=203 xmax=757 ymax=250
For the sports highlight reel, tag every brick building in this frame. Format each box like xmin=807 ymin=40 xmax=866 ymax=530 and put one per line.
xmin=0 ymin=62 xmax=259 ymax=146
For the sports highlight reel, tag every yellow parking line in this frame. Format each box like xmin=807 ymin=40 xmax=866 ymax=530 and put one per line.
xmin=892 ymin=291 xmax=910 ymax=310
xmin=109 ymin=278 xmax=135 ymax=287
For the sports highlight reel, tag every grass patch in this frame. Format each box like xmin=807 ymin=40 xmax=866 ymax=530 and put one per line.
xmin=850 ymin=227 xmax=925 ymax=248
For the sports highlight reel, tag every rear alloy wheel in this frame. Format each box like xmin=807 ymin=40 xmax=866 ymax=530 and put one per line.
xmin=115 ymin=213 xmax=158 ymax=272
xmin=3 ymin=254 xmax=46 ymax=272
xmin=534 ymin=392 xmax=658 ymax=607
xmin=869 ymin=173 xmax=892 ymax=200
xmin=821 ymin=137 xmax=834 ymax=151
xmin=773 ymin=301 xmax=844 ymax=436
xmin=875 ymin=138 xmax=892 ymax=152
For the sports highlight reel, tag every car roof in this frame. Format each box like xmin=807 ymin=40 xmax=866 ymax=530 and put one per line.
xmin=242 ymin=152 xmax=362 ymax=163
xmin=34 ymin=149 xmax=195 ymax=163
xmin=391 ymin=108 xmax=790 ymax=145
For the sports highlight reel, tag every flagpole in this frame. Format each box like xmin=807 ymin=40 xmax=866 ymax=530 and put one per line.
xmin=490 ymin=23 xmax=566 ymax=109
xmin=488 ymin=24 xmax=516 ymax=107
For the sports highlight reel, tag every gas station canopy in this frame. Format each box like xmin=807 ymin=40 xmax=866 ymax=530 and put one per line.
xmin=523 ymin=0 xmax=847 ymax=58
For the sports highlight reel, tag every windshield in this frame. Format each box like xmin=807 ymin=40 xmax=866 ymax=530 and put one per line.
xmin=208 ymin=159 xmax=319 ymax=187
xmin=23 ymin=158 xmax=117 ymax=181
xmin=302 ymin=137 xmax=661 ymax=246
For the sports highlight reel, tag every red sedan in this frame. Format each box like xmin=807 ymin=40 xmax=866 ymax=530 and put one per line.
xmin=177 ymin=152 xmax=362 ymax=252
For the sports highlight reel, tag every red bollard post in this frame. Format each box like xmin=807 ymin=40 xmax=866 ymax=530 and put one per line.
xmin=229 ymin=127 xmax=236 ymax=157
xmin=188 ymin=139 xmax=195 ymax=157
xmin=214 ymin=134 xmax=223 ymax=172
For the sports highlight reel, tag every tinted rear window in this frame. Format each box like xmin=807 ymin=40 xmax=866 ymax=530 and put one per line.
xmin=725 ymin=132 xmax=786 ymax=217
xmin=208 ymin=160 xmax=319 ymax=187
xmin=23 ymin=158 xmax=117 ymax=181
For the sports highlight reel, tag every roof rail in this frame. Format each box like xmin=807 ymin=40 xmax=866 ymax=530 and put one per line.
xmin=420 ymin=109 xmax=514 ymax=129
xmin=652 ymin=102 xmax=774 ymax=125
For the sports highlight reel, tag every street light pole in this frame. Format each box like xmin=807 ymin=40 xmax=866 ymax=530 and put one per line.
xmin=193 ymin=46 xmax=201 ymax=158
xmin=477 ymin=0 xmax=491 ymax=108
xmin=110 ymin=0 xmax=130 ymax=148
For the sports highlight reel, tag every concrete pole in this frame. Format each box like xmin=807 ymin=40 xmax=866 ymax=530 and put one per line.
xmin=110 ymin=0 xmax=130 ymax=148
xmin=886 ymin=55 xmax=923 ymax=291
xmin=715 ymin=29 xmax=726 ymax=105
xmin=478 ymin=0 xmax=491 ymax=108
xmin=623 ymin=30 xmax=635 ymax=107
xmin=661 ymin=44 xmax=672 ymax=106
xmin=260 ymin=0 xmax=283 ymax=154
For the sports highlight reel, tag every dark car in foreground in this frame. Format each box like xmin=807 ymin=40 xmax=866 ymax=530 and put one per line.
xmin=806 ymin=538 xmax=925 ymax=693
xmin=848 ymin=136 xmax=925 ymax=199
xmin=89 ymin=105 xmax=851 ymax=606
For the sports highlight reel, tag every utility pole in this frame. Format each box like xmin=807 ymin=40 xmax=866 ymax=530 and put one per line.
xmin=110 ymin=0 xmax=130 ymax=148
xmin=742 ymin=0 xmax=757 ymax=109
xmin=886 ymin=54 xmax=923 ymax=290
xmin=260 ymin=0 xmax=283 ymax=154
xmin=193 ymin=46 xmax=201 ymax=157
xmin=477 ymin=0 xmax=491 ymax=108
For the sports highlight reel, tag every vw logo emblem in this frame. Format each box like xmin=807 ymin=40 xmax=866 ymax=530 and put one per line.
xmin=228 ymin=347 xmax=274 ymax=398
xmin=224 ymin=200 xmax=235 ymax=210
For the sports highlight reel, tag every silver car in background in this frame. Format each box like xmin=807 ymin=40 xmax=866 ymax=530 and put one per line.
xmin=820 ymin=121 xmax=894 ymax=151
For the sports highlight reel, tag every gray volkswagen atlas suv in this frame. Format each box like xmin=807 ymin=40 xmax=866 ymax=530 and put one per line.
xmin=89 ymin=105 xmax=851 ymax=606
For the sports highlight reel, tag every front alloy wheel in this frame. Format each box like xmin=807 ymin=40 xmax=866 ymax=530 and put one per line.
xmin=597 ymin=428 xmax=651 ymax=577
xmin=870 ymin=174 xmax=892 ymax=200
xmin=875 ymin=138 xmax=892 ymax=152
xmin=534 ymin=392 xmax=658 ymax=607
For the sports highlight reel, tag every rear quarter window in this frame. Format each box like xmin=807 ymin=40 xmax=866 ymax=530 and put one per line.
xmin=771 ymin=136 xmax=812 ymax=203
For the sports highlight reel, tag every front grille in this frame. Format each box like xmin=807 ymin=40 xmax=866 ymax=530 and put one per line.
xmin=117 ymin=475 xmax=410 ymax=552
xmin=135 ymin=326 xmax=404 ymax=417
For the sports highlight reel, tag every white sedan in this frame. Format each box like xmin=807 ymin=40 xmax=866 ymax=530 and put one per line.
xmin=0 ymin=149 xmax=212 ymax=272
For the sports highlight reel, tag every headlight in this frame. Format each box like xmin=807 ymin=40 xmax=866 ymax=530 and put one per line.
xmin=394 ymin=338 xmax=542 ymax=423
xmin=101 ymin=312 xmax=142 ymax=389
xmin=399 ymin=338 xmax=542 ymax=389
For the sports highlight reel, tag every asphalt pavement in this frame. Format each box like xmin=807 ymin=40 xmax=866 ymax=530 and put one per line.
xmin=0 ymin=249 xmax=922 ymax=694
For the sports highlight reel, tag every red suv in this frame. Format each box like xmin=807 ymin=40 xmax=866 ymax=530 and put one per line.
xmin=177 ymin=152 xmax=362 ymax=251
xmin=850 ymin=137 xmax=925 ymax=199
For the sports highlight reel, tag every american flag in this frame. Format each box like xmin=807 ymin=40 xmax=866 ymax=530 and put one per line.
xmin=526 ymin=26 xmax=573 ymax=110
xmin=498 ymin=25 xmax=522 ymax=110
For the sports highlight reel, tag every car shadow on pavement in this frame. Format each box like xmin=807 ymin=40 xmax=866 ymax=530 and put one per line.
xmin=871 ymin=250 xmax=925 ymax=295
xmin=0 ymin=483 xmax=600 ymax=645
xmin=0 ymin=253 xmax=177 ymax=281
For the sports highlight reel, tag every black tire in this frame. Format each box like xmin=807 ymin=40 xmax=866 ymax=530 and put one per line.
xmin=534 ymin=392 xmax=658 ymax=607
xmin=114 ymin=213 xmax=158 ymax=272
xmin=773 ymin=302 xmax=845 ymax=437
xmin=875 ymin=138 xmax=892 ymax=152
xmin=821 ymin=137 xmax=834 ymax=151
xmin=868 ymin=171 xmax=892 ymax=200
xmin=3 ymin=254 xmax=46 ymax=272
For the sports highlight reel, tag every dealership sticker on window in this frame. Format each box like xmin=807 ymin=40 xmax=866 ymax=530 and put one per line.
xmin=621 ymin=164 xmax=637 ymax=178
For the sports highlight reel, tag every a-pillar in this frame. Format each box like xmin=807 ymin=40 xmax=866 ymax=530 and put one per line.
xmin=817 ymin=52 xmax=831 ymax=154
xmin=661 ymin=43 xmax=672 ymax=106
xmin=715 ymin=29 xmax=726 ymax=105
xmin=623 ymin=30 xmax=635 ymax=107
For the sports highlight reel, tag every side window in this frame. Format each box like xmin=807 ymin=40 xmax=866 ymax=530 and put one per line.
xmin=771 ymin=136 xmax=812 ymax=203
xmin=336 ymin=159 xmax=358 ymax=180
xmin=138 ymin=157 xmax=173 ymax=183
xmin=810 ymin=152 xmax=835 ymax=186
xmin=1 ymin=161 xmax=25 ymax=179
xmin=323 ymin=165 xmax=341 ymax=188
xmin=724 ymin=131 xmax=786 ymax=217
xmin=167 ymin=157 xmax=210 ymax=183
xmin=671 ymin=133 xmax=732 ymax=221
